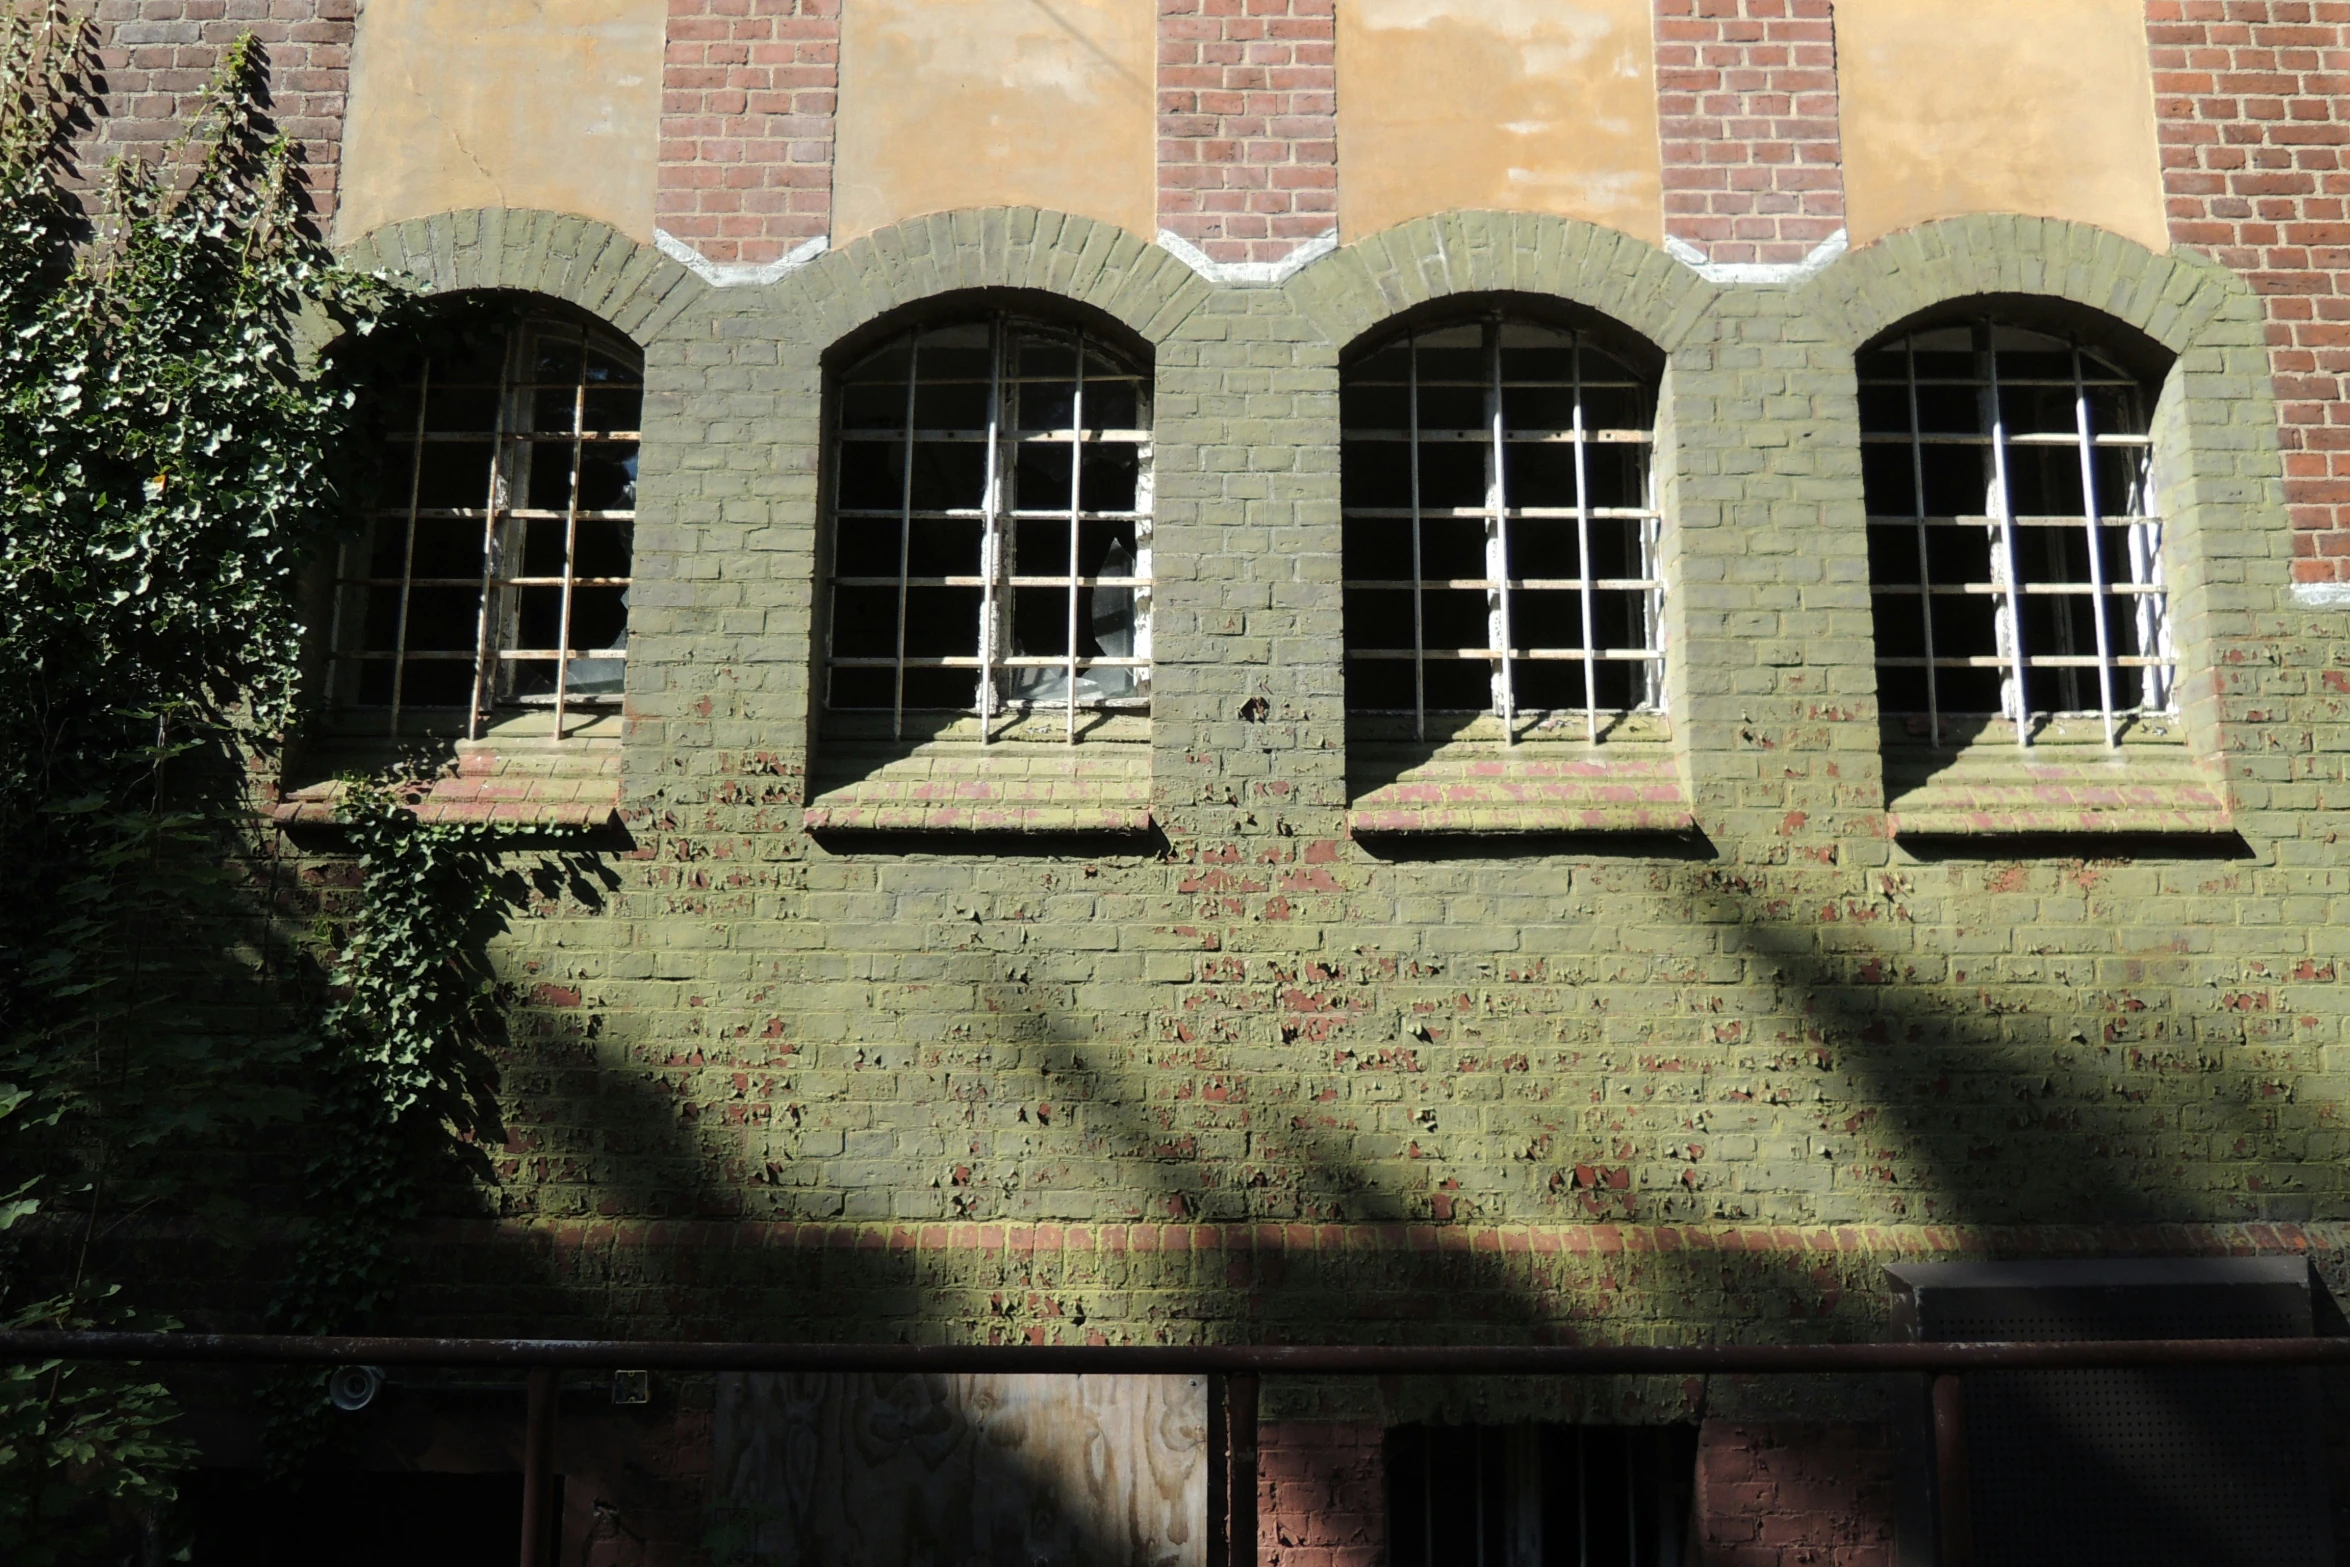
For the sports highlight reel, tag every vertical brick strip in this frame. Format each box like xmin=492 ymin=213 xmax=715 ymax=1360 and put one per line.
xmin=2149 ymin=1 xmax=2350 ymax=585
xmin=1653 ymin=0 xmax=1845 ymax=267
xmin=92 ymin=1 xmax=355 ymax=224
xmin=1157 ymin=0 xmax=1336 ymax=266
xmin=658 ymin=0 xmax=839 ymax=266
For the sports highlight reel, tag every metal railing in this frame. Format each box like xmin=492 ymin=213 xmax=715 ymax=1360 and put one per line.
xmin=11 ymin=1331 xmax=2347 ymax=1567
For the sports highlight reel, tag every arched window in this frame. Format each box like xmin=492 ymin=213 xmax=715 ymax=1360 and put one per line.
xmin=1861 ymin=320 xmax=2174 ymax=745
xmin=824 ymin=315 xmax=1152 ymax=740
xmin=326 ymin=305 xmax=640 ymax=738
xmin=1342 ymin=315 xmax=1663 ymax=741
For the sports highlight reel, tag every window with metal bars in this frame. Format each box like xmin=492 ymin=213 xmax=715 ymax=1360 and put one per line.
xmin=823 ymin=315 xmax=1152 ymax=741
xmin=1861 ymin=319 xmax=2175 ymax=747
xmin=1342 ymin=316 xmax=1664 ymax=743
xmin=1385 ymin=1424 xmax=1698 ymax=1567
xmin=326 ymin=307 xmax=640 ymax=739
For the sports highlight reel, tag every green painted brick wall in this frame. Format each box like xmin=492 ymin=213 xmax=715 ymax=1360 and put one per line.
xmin=312 ymin=205 xmax=2350 ymax=1359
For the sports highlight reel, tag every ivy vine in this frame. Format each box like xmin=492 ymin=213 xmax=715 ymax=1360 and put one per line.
xmin=0 ymin=5 xmax=537 ymax=1549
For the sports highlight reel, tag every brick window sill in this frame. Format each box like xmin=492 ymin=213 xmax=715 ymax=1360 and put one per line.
xmin=272 ymin=735 xmax=623 ymax=828
xmin=1346 ymin=743 xmax=1693 ymax=836
xmin=804 ymin=736 xmax=1153 ymax=835
xmin=1883 ymin=724 xmax=2229 ymax=837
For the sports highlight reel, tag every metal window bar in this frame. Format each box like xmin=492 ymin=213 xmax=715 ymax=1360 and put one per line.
xmin=1067 ymin=334 xmax=1088 ymax=743
xmin=1860 ymin=321 xmax=2173 ymax=743
xmin=1570 ymin=332 xmax=1599 ymax=744
xmin=1384 ymin=1423 xmax=1696 ymax=1567
xmin=463 ymin=333 xmax=515 ymax=742
xmin=978 ymin=315 xmax=1005 ymax=743
xmin=1979 ymin=324 xmax=2033 ymax=748
xmin=1342 ymin=320 xmax=1663 ymax=737
xmin=1905 ymin=338 xmax=1942 ymax=748
xmin=892 ymin=341 xmax=920 ymax=741
xmin=1409 ymin=328 xmax=1426 ymax=743
xmin=550 ymin=344 xmax=587 ymax=740
xmin=388 ymin=361 xmax=431 ymax=733
xmin=2071 ymin=342 xmax=2121 ymax=749
xmin=1484 ymin=319 xmax=1517 ymax=742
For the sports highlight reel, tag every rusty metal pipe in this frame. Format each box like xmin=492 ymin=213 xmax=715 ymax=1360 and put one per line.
xmin=1931 ymin=1372 xmax=1972 ymax=1567
xmin=1229 ymin=1372 xmax=1259 ymax=1567
xmin=519 ymin=1365 xmax=557 ymax=1567
xmin=1207 ymin=1372 xmax=1228 ymax=1567
xmin=7 ymin=1331 xmax=2350 ymax=1375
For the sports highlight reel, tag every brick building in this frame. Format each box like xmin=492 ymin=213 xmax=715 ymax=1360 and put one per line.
xmin=78 ymin=1 xmax=2350 ymax=1563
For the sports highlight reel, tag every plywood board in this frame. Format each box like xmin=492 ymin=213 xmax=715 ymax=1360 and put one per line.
xmin=834 ymin=0 xmax=1157 ymax=245
xmin=1337 ymin=0 xmax=1662 ymax=246
xmin=1839 ymin=0 xmax=2170 ymax=252
xmin=335 ymin=0 xmax=665 ymax=246
xmin=713 ymin=1372 xmax=1207 ymax=1566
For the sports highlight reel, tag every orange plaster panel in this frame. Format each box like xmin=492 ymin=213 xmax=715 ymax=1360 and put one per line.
xmin=1337 ymin=0 xmax=1662 ymax=247
xmin=1839 ymin=0 xmax=2169 ymax=252
xmin=834 ymin=0 xmax=1156 ymax=245
xmin=335 ymin=0 xmax=666 ymax=245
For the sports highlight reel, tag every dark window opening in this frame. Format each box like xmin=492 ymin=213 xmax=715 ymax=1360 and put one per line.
xmin=824 ymin=315 xmax=1152 ymax=741
xmin=327 ymin=307 xmax=641 ymax=739
xmin=1860 ymin=320 xmax=2173 ymax=747
xmin=1385 ymin=1423 xmax=1697 ymax=1567
xmin=1342 ymin=317 xmax=1663 ymax=742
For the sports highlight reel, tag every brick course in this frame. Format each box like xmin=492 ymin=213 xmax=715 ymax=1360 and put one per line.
xmin=2148 ymin=0 xmax=2350 ymax=583
xmin=1654 ymin=0 xmax=1845 ymax=267
xmin=656 ymin=0 xmax=838 ymax=264
xmin=1157 ymin=0 xmax=1336 ymax=265
xmin=88 ymin=0 xmax=354 ymax=220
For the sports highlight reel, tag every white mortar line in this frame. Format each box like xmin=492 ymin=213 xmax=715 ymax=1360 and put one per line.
xmin=1157 ymin=229 xmax=1339 ymax=287
xmin=1665 ymin=228 xmax=1849 ymax=287
xmin=653 ymin=231 xmax=829 ymax=288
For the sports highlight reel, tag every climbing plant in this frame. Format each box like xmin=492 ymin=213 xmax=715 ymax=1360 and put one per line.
xmin=0 ymin=4 xmax=493 ymax=1549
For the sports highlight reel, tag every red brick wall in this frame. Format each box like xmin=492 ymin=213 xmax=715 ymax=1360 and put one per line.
xmin=2148 ymin=0 xmax=2350 ymax=585
xmin=658 ymin=0 xmax=839 ymax=265
xmin=1653 ymin=0 xmax=1844 ymax=268
xmin=1157 ymin=0 xmax=1336 ymax=266
xmin=90 ymin=0 xmax=355 ymax=221
xmin=1696 ymin=1420 xmax=1897 ymax=1567
xmin=1258 ymin=1421 xmax=1384 ymax=1567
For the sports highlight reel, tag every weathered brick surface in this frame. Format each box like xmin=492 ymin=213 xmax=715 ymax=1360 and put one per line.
xmin=1696 ymin=1420 xmax=1896 ymax=1567
xmin=296 ymin=206 xmax=2333 ymax=1286
xmin=657 ymin=0 xmax=839 ymax=264
xmin=1260 ymin=1420 xmax=1383 ymax=1567
xmin=1654 ymin=0 xmax=1845 ymax=267
xmin=2148 ymin=0 xmax=2350 ymax=583
xmin=1158 ymin=0 xmax=1336 ymax=264
xmin=88 ymin=1 xmax=354 ymax=219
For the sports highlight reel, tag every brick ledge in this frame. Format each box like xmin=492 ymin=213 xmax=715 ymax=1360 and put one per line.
xmin=1348 ymin=750 xmax=1693 ymax=835
xmin=1886 ymin=762 xmax=2231 ymax=838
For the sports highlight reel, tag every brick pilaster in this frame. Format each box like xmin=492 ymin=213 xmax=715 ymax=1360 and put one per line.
xmin=1653 ymin=0 xmax=1845 ymax=267
xmin=657 ymin=0 xmax=839 ymax=265
xmin=1157 ymin=0 xmax=1336 ymax=267
xmin=1259 ymin=1421 xmax=1384 ymax=1567
xmin=2148 ymin=0 xmax=2350 ymax=586
xmin=1696 ymin=1421 xmax=1898 ymax=1567
xmin=91 ymin=0 xmax=355 ymax=222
